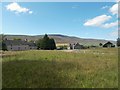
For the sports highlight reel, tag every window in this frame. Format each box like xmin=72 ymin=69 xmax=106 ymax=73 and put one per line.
xmin=18 ymin=47 xmax=20 ymax=50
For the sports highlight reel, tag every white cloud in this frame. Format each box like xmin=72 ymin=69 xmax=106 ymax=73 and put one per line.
xmin=29 ymin=11 xmax=33 ymax=14
xmin=110 ymin=30 xmax=118 ymax=37
xmin=109 ymin=3 xmax=118 ymax=15
xmin=116 ymin=0 xmax=120 ymax=2
xmin=6 ymin=2 xmax=33 ymax=14
xmin=72 ymin=6 xmax=77 ymax=8
xmin=72 ymin=5 xmax=80 ymax=9
xmin=109 ymin=27 xmax=120 ymax=38
xmin=102 ymin=21 xmax=118 ymax=28
xmin=84 ymin=15 xmax=111 ymax=27
xmin=118 ymin=28 xmax=120 ymax=37
xmin=101 ymin=5 xmax=109 ymax=9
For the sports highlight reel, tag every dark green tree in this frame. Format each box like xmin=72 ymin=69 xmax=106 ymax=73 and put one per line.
xmin=37 ymin=34 xmax=56 ymax=50
xmin=49 ymin=38 xmax=56 ymax=50
xmin=117 ymin=38 xmax=120 ymax=47
xmin=37 ymin=39 xmax=42 ymax=49
xmin=0 ymin=41 xmax=7 ymax=51
xmin=0 ymin=34 xmax=7 ymax=51
xmin=2 ymin=42 xmax=7 ymax=51
xmin=99 ymin=43 xmax=103 ymax=47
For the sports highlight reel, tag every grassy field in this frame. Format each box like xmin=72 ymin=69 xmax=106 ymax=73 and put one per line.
xmin=2 ymin=48 xmax=118 ymax=88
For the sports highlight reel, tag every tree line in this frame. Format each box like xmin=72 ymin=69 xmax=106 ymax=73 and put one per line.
xmin=1 ymin=34 xmax=120 ymax=51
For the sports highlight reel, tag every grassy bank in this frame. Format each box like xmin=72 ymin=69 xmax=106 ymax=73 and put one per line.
xmin=2 ymin=48 xmax=118 ymax=88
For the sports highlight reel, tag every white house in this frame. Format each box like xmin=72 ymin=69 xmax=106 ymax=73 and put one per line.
xmin=69 ymin=43 xmax=84 ymax=50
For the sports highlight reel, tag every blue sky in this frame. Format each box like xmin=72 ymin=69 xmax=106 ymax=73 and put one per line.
xmin=1 ymin=2 xmax=118 ymax=40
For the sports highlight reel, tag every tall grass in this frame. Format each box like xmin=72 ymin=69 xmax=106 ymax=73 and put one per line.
xmin=2 ymin=48 xmax=118 ymax=88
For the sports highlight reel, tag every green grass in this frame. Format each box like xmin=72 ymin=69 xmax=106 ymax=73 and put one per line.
xmin=2 ymin=48 xmax=118 ymax=88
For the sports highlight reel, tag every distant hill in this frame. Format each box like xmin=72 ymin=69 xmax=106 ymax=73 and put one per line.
xmin=1 ymin=34 xmax=116 ymax=46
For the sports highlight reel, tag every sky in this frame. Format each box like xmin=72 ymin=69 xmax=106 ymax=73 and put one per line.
xmin=1 ymin=2 xmax=119 ymax=41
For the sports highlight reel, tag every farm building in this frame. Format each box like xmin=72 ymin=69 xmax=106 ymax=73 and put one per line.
xmin=103 ymin=41 xmax=115 ymax=48
xmin=4 ymin=39 xmax=37 ymax=51
xmin=56 ymin=43 xmax=84 ymax=50
xmin=56 ymin=43 xmax=69 ymax=50
xmin=69 ymin=43 xmax=84 ymax=49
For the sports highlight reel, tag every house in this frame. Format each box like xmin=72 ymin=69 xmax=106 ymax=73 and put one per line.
xmin=69 ymin=43 xmax=84 ymax=50
xmin=4 ymin=39 xmax=37 ymax=51
xmin=56 ymin=43 xmax=69 ymax=50
xmin=103 ymin=41 xmax=115 ymax=48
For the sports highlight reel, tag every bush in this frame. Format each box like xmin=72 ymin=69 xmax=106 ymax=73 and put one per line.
xmin=0 ymin=41 xmax=7 ymax=51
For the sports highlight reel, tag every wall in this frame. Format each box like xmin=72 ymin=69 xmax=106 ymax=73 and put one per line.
xmin=7 ymin=45 xmax=30 ymax=51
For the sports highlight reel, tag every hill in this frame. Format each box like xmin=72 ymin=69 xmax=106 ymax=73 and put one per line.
xmin=1 ymin=34 xmax=116 ymax=46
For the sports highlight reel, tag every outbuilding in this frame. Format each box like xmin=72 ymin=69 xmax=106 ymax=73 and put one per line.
xmin=103 ymin=41 xmax=115 ymax=48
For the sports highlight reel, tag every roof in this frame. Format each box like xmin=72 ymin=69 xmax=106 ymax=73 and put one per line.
xmin=4 ymin=40 xmax=36 ymax=46
xmin=70 ymin=43 xmax=83 ymax=46
xmin=104 ymin=41 xmax=113 ymax=45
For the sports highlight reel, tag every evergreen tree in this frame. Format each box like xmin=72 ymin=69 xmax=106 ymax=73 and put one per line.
xmin=2 ymin=42 xmax=7 ymax=51
xmin=99 ymin=43 xmax=103 ymax=47
xmin=117 ymin=38 xmax=120 ymax=47
xmin=0 ymin=34 xmax=7 ymax=51
xmin=0 ymin=41 xmax=7 ymax=51
xmin=37 ymin=39 xmax=43 ymax=49
xmin=37 ymin=34 xmax=56 ymax=50
xmin=49 ymin=38 xmax=56 ymax=50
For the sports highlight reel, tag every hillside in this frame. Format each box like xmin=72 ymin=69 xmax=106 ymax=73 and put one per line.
xmin=1 ymin=34 xmax=116 ymax=46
